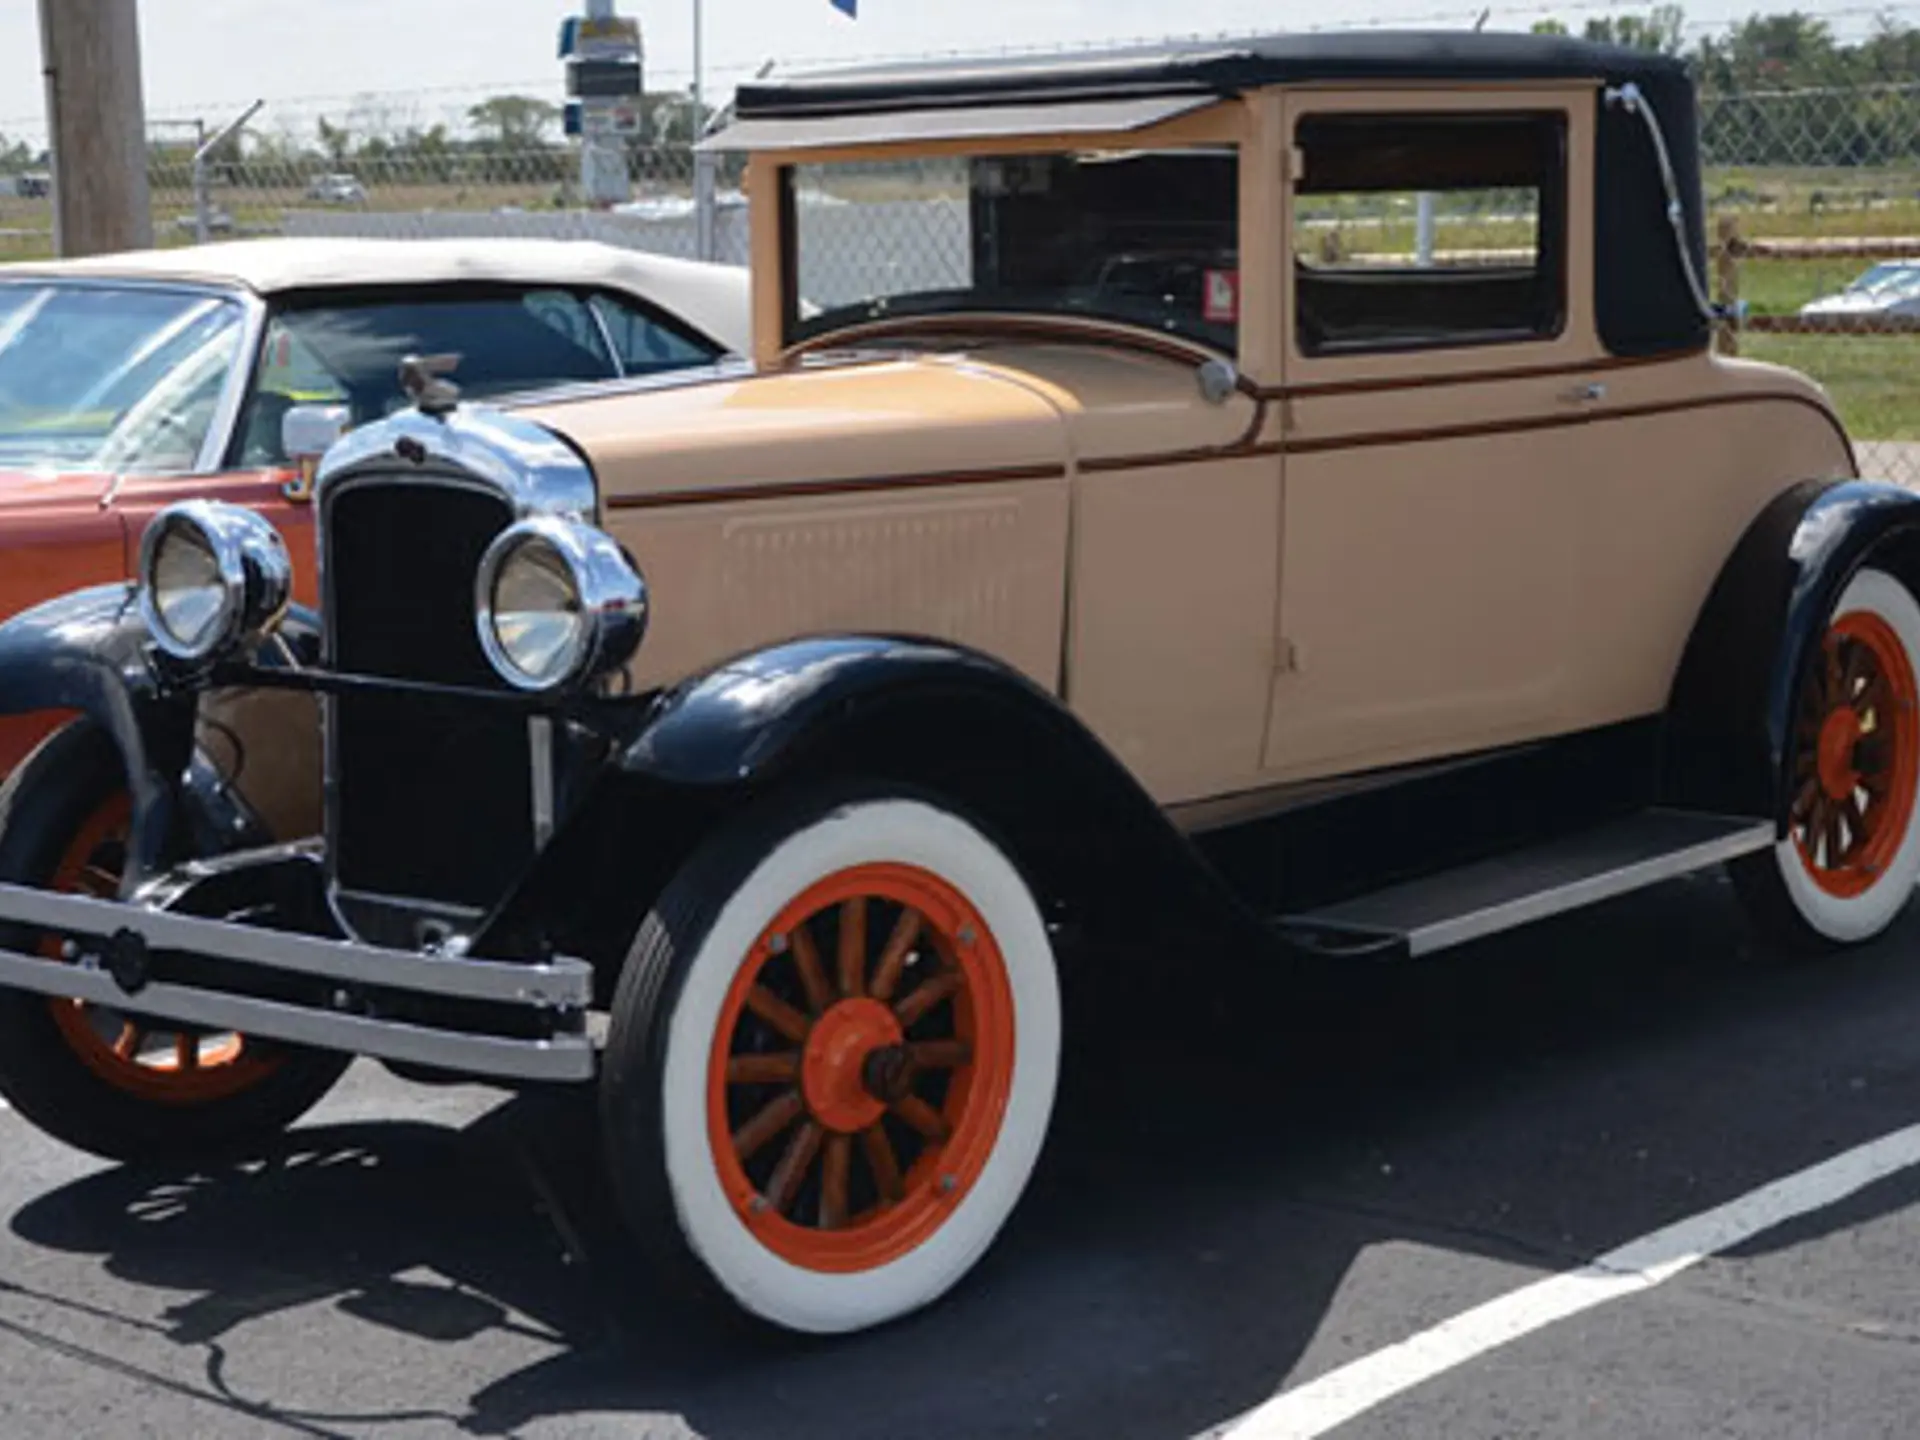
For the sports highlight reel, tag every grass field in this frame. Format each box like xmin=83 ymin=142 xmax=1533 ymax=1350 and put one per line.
xmin=1741 ymin=333 xmax=1920 ymax=438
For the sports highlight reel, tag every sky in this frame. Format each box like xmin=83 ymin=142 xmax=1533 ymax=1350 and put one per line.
xmin=0 ymin=0 xmax=1906 ymax=143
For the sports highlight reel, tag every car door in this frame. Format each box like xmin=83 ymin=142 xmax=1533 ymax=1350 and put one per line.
xmin=1263 ymin=86 xmax=1601 ymax=781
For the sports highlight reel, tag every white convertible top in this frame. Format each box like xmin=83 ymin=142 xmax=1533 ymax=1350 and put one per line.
xmin=1 ymin=237 xmax=755 ymax=355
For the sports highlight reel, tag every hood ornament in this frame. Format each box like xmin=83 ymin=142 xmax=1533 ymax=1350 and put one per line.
xmin=399 ymin=353 xmax=463 ymax=417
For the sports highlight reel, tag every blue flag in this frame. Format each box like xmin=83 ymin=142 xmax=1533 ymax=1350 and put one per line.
xmin=830 ymin=0 xmax=857 ymax=15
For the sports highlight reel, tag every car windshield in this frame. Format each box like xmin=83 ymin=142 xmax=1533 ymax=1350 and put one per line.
xmin=786 ymin=147 xmax=1240 ymax=351
xmin=0 ymin=282 xmax=247 ymax=473
xmin=1848 ymin=263 xmax=1920 ymax=297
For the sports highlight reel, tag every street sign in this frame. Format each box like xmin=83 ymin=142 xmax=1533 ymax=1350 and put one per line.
xmin=568 ymin=57 xmax=644 ymax=99
xmin=580 ymin=100 xmax=644 ymax=138
xmin=559 ymin=12 xmax=642 ymax=60
xmin=574 ymin=14 xmax=642 ymax=59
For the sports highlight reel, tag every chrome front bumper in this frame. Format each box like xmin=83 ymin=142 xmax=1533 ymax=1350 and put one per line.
xmin=0 ymin=883 xmax=595 ymax=1083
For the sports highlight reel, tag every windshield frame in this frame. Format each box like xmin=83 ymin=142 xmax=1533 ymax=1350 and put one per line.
xmin=0 ymin=274 xmax=263 ymax=481
xmin=754 ymin=99 xmax=1253 ymax=365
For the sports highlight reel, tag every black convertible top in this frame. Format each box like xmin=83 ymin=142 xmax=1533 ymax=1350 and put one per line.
xmin=733 ymin=31 xmax=1690 ymax=118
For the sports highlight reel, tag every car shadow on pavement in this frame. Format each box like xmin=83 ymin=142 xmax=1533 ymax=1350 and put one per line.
xmin=13 ymin=870 xmax=1920 ymax=1439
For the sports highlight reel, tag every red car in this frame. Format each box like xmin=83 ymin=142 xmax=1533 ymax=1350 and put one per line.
xmin=0 ymin=236 xmax=751 ymax=773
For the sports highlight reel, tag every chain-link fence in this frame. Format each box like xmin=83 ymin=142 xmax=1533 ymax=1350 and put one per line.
xmin=0 ymin=76 xmax=1914 ymax=482
xmin=1703 ymin=81 xmax=1920 ymax=487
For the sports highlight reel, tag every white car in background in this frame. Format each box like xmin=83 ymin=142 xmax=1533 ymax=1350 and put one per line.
xmin=1799 ymin=260 xmax=1920 ymax=328
xmin=306 ymin=173 xmax=369 ymax=205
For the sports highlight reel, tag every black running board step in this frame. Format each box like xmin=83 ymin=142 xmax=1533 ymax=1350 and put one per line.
xmin=1277 ymin=809 xmax=1775 ymax=960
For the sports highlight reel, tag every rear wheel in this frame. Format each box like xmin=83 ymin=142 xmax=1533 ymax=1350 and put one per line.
xmin=1733 ymin=566 xmax=1920 ymax=949
xmin=0 ymin=722 xmax=347 ymax=1164
xmin=601 ymin=789 xmax=1061 ymax=1334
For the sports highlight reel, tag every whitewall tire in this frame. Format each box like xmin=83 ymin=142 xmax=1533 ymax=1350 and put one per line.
xmin=601 ymin=789 xmax=1061 ymax=1334
xmin=1735 ymin=566 xmax=1920 ymax=947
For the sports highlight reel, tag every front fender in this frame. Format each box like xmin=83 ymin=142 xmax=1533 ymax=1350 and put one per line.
xmin=0 ymin=586 xmax=320 ymax=883
xmin=475 ymin=635 xmax=1269 ymax=976
xmin=0 ymin=585 xmax=189 ymax=880
xmin=619 ymin=636 xmax=1088 ymax=787
xmin=1666 ymin=480 xmax=1920 ymax=829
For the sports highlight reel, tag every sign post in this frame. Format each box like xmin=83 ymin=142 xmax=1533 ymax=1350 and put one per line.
xmin=560 ymin=0 xmax=644 ymax=207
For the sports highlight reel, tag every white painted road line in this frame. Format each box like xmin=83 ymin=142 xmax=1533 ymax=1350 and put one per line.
xmin=1218 ymin=1121 xmax=1920 ymax=1440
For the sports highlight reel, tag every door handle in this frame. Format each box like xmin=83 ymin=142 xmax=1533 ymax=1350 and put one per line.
xmin=1560 ymin=382 xmax=1609 ymax=405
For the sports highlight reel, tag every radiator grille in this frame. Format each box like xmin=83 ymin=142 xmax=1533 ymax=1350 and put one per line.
xmin=324 ymin=480 xmax=530 ymax=908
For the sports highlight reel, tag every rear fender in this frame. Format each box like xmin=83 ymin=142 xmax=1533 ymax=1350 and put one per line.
xmin=1666 ymin=480 xmax=1920 ymax=829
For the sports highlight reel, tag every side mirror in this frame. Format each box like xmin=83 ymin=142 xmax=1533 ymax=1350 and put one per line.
xmin=282 ymin=404 xmax=350 ymax=463
xmin=280 ymin=404 xmax=350 ymax=503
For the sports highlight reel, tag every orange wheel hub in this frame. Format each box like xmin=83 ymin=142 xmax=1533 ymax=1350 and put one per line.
xmin=707 ymin=862 xmax=1016 ymax=1274
xmin=1791 ymin=610 xmax=1920 ymax=899
xmin=42 ymin=793 xmax=277 ymax=1105
xmin=801 ymin=998 xmax=903 ymax=1135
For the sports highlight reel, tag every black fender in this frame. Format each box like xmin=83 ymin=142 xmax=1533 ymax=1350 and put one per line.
xmin=474 ymin=636 xmax=1272 ymax=976
xmin=0 ymin=586 xmax=320 ymax=883
xmin=1665 ymin=480 xmax=1920 ymax=830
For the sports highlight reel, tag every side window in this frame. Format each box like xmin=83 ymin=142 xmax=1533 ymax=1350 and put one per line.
xmin=1293 ymin=112 xmax=1568 ymax=357
xmin=590 ymin=293 xmax=723 ymax=373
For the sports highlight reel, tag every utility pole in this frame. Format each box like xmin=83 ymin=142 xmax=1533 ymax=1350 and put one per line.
xmin=693 ymin=0 xmax=718 ymax=260
xmin=38 ymin=0 xmax=154 ymax=256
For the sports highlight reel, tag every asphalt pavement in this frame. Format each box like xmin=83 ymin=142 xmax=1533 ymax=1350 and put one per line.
xmin=6 ymin=865 xmax=1920 ymax=1438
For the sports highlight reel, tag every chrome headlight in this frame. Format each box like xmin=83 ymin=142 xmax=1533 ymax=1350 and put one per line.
xmin=137 ymin=501 xmax=292 ymax=663
xmin=475 ymin=516 xmax=648 ymax=693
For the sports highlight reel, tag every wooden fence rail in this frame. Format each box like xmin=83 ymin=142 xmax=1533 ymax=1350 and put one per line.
xmin=1716 ymin=216 xmax=1920 ymax=350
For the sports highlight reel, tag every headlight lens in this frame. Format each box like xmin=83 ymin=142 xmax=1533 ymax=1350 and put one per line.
xmin=489 ymin=533 xmax=585 ymax=689
xmin=138 ymin=501 xmax=292 ymax=663
xmin=475 ymin=517 xmax=647 ymax=693
xmin=149 ymin=519 xmax=227 ymax=653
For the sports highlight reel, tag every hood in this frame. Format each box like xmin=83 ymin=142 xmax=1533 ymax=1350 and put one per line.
xmin=513 ymin=341 xmax=1255 ymax=504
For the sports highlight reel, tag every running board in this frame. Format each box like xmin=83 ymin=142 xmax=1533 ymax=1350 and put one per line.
xmin=1277 ymin=809 xmax=1776 ymax=960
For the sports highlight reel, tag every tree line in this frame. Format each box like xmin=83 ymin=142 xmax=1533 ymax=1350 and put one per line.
xmin=1 ymin=8 xmax=1916 ymax=186
xmin=1532 ymin=8 xmax=1920 ymax=168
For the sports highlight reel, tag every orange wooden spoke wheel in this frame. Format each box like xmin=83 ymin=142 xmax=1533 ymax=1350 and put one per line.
xmin=41 ymin=794 xmax=278 ymax=1105
xmin=706 ymin=863 xmax=1016 ymax=1274
xmin=1790 ymin=609 xmax=1920 ymax=899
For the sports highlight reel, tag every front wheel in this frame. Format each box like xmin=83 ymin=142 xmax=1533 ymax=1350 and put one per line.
xmin=1733 ymin=566 xmax=1920 ymax=949
xmin=0 ymin=721 xmax=349 ymax=1164
xmin=600 ymin=789 xmax=1062 ymax=1335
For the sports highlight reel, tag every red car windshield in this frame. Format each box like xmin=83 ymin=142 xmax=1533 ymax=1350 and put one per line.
xmin=0 ymin=282 xmax=247 ymax=473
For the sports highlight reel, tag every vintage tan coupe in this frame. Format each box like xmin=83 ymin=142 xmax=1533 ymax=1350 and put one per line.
xmin=0 ymin=33 xmax=1908 ymax=1334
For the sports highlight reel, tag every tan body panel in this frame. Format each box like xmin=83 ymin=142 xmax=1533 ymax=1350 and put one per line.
xmin=508 ymin=75 xmax=1859 ymax=817
xmin=1067 ymin=453 xmax=1281 ymax=799
xmin=613 ymin=477 xmax=1072 ymax=694
xmin=1264 ymin=355 xmax=1854 ymax=782
xmin=527 ymin=331 xmax=1854 ymax=810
